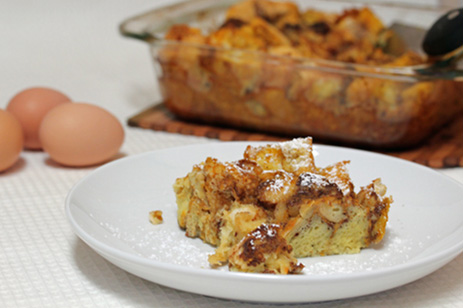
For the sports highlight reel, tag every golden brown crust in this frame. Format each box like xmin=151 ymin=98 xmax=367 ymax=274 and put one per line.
xmin=165 ymin=0 xmax=417 ymax=64
xmin=229 ymin=224 xmax=304 ymax=274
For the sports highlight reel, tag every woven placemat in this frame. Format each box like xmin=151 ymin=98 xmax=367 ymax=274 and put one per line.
xmin=128 ymin=103 xmax=463 ymax=168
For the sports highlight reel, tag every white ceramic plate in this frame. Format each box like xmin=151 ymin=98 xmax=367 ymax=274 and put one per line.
xmin=66 ymin=142 xmax=463 ymax=303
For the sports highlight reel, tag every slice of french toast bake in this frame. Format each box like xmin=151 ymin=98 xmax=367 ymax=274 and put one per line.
xmin=174 ymin=137 xmax=392 ymax=274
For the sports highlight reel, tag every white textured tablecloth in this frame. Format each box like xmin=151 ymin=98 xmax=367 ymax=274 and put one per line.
xmin=1 ymin=1 xmax=463 ymax=307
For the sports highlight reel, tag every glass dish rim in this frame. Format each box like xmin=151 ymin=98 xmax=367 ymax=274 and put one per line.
xmin=119 ymin=0 xmax=463 ymax=81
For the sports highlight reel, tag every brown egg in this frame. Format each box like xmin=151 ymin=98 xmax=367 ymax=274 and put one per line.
xmin=0 ymin=109 xmax=24 ymax=172
xmin=7 ymin=87 xmax=71 ymax=150
xmin=39 ymin=103 xmax=124 ymax=167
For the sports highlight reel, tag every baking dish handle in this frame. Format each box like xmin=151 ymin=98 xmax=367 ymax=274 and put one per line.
xmin=416 ymin=54 xmax=463 ymax=81
xmin=416 ymin=67 xmax=463 ymax=81
xmin=427 ymin=69 xmax=463 ymax=81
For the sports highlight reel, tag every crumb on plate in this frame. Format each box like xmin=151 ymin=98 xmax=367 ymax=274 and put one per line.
xmin=149 ymin=210 xmax=163 ymax=225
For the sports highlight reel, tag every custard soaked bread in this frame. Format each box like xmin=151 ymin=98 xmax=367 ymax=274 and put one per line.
xmin=174 ymin=138 xmax=392 ymax=274
xmin=159 ymin=0 xmax=463 ymax=148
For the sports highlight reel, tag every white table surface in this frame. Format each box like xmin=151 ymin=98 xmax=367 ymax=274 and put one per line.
xmin=1 ymin=1 xmax=462 ymax=307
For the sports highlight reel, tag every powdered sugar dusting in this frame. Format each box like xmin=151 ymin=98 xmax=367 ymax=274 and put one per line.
xmin=250 ymin=224 xmax=279 ymax=240
xmin=299 ymin=172 xmax=331 ymax=188
xmin=324 ymin=167 xmax=352 ymax=195
xmin=95 ymin=208 xmax=214 ymax=269
xmin=270 ymin=177 xmax=286 ymax=191
xmin=263 ymin=170 xmax=292 ymax=194
xmin=279 ymin=138 xmax=314 ymax=171
xmin=280 ymin=137 xmax=313 ymax=152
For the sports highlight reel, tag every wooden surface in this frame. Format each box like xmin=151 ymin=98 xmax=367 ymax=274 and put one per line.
xmin=128 ymin=103 xmax=463 ymax=168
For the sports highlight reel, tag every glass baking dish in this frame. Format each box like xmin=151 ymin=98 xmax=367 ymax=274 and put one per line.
xmin=120 ymin=0 xmax=463 ymax=149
